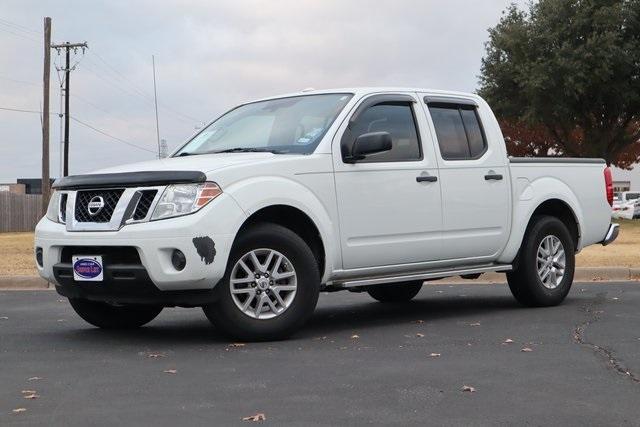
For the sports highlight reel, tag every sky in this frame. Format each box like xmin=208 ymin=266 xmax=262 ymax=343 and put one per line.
xmin=0 ymin=0 xmax=528 ymax=182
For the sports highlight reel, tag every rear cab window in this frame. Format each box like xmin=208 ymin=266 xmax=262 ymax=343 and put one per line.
xmin=426 ymin=99 xmax=488 ymax=160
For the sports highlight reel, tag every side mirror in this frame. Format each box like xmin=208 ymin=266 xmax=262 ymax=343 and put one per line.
xmin=345 ymin=132 xmax=392 ymax=163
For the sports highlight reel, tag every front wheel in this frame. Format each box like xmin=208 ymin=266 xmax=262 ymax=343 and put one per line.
xmin=203 ymin=223 xmax=320 ymax=341
xmin=68 ymin=298 xmax=162 ymax=329
xmin=367 ymin=281 xmax=423 ymax=303
xmin=507 ymin=215 xmax=575 ymax=307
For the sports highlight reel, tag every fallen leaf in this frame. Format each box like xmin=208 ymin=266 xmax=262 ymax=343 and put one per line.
xmin=242 ymin=413 xmax=266 ymax=422
xmin=21 ymin=390 xmax=37 ymax=394
xmin=350 ymin=334 xmax=359 ymax=339
xmin=461 ymin=385 xmax=476 ymax=393
xmin=163 ymin=369 xmax=177 ymax=374
xmin=23 ymin=394 xmax=39 ymax=400
xmin=27 ymin=377 xmax=43 ymax=381
xmin=521 ymin=347 xmax=533 ymax=352
xmin=229 ymin=343 xmax=246 ymax=348
xmin=146 ymin=352 xmax=166 ymax=359
xmin=416 ymin=333 xmax=425 ymax=338
xmin=503 ymin=338 xmax=514 ymax=344
xmin=469 ymin=322 xmax=481 ymax=327
xmin=12 ymin=408 xmax=26 ymax=414
xmin=429 ymin=353 xmax=441 ymax=358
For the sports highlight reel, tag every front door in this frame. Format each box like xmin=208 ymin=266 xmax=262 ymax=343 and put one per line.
xmin=333 ymin=93 xmax=443 ymax=270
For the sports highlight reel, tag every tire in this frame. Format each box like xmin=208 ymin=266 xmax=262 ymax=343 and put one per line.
xmin=203 ymin=223 xmax=320 ymax=341
xmin=506 ymin=215 xmax=575 ymax=307
xmin=367 ymin=281 xmax=423 ymax=303
xmin=68 ymin=298 xmax=162 ymax=329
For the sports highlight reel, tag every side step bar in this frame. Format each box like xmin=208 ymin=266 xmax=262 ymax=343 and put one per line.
xmin=330 ymin=264 xmax=512 ymax=289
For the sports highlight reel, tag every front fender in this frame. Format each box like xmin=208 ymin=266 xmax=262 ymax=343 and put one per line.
xmin=498 ymin=176 xmax=584 ymax=263
xmin=224 ymin=176 xmax=338 ymax=282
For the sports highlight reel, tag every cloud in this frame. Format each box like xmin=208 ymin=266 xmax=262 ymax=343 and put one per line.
xmin=0 ymin=0 xmax=526 ymax=181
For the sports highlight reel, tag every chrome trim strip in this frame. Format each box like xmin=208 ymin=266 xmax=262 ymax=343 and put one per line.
xmin=65 ymin=185 xmax=165 ymax=232
xmin=601 ymin=223 xmax=619 ymax=246
xmin=332 ymin=264 xmax=512 ymax=288
xmin=509 ymin=157 xmax=605 ymax=164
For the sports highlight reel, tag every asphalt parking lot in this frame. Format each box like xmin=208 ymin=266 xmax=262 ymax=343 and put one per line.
xmin=1 ymin=282 xmax=639 ymax=426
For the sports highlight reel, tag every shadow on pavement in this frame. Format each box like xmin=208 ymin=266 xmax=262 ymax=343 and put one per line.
xmin=44 ymin=291 xmax=529 ymax=345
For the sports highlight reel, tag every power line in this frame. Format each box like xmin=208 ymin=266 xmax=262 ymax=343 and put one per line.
xmin=0 ymin=105 xmax=156 ymax=153
xmin=85 ymin=51 xmax=205 ymax=124
xmin=0 ymin=25 xmax=39 ymax=43
xmin=0 ymin=17 xmax=41 ymax=35
xmin=0 ymin=75 xmax=40 ymax=87
xmin=0 ymin=106 xmax=51 ymax=114
xmin=70 ymin=115 xmax=156 ymax=154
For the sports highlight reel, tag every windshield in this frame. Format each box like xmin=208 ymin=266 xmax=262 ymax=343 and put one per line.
xmin=175 ymin=93 xmax=353 ymax=156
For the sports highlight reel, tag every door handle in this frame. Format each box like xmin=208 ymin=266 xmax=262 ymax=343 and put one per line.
xmin=484 ymin=174 xmax=503 ymax=181
xmin=416 ymin=175 xmax=437 ymax=183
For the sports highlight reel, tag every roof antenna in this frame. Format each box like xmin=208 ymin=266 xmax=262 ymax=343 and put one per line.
xmin=301 ymin=87 xmax=315 ymax=92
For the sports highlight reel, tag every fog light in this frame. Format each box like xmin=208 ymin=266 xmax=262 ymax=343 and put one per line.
xmin=171 ymin=249 xmax=186 ymax=271
xmin=35 ymin=247 xmax=43 ymax=268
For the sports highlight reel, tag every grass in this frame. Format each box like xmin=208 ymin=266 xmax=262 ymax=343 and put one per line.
xmin=1 ymin=220 xmax=638 ymax=276
xmin=576 ymin=219 xmax=640 ymax=268
xmin=0 ymin=232 xmax=38 ymax=276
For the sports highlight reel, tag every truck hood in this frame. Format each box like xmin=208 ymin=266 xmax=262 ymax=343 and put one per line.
xmin=92 ymin=153 xmax=277 ymax=175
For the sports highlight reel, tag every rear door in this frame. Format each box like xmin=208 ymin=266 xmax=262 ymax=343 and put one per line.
xmin=332 ymin=93 xmax=443 ymax=269
xmin=419 ymin=94 xmax=510 ymax=261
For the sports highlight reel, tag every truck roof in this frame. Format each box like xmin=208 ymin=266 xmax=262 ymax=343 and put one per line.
xmin=246 ymin=87 xmax=482 ymax=104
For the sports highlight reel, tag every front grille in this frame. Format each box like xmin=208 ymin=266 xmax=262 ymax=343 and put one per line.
xmin=132 ymin=190 xmax=157 ymax=220
xmin=75 ymin=189 xmax=124 ymax=223
xmin=61 ymin=246 xmax=141 ymax=265
xmin=60 ymin=193 xmax=68 ymax=223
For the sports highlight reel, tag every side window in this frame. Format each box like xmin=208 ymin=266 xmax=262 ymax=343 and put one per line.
xmin=346 ymin=102 xmax=421 ymax=163
xmin=429 ymin=104 xmax=487 ymax=160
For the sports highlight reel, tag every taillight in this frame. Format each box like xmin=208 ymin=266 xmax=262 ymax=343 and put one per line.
xmin=604 ymin=167 xmax=613 ymax=206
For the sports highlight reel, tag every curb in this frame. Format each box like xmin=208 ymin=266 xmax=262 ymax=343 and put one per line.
xmin=0 ymin=276 xmax=51 ymax=290
xmin=0 ymin=268 xmax=638 ymax=290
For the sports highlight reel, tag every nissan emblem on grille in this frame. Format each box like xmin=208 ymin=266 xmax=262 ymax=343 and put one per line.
xmin=87 ymin=196 xmax=105 ymax=216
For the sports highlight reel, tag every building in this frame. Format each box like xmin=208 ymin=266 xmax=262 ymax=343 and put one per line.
xmin=0 ymin=183 xmax=26 ymax=194
xmin=16 ymin=178 xmax=56 ymax=195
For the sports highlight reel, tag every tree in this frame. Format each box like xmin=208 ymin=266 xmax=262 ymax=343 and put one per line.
xmin=478 ymin=0 xmax=640 ymax=167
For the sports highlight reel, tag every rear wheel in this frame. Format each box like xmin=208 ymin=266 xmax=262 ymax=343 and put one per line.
xmin=203 ymin=223 xmax=320 ymax=341
xmin=68 ymin=298 xmax=162 ymax=329
xmin=366 ymin=281 xmax=423 ymax=303
xmin=507 ymin=215 xmax=575 ymax=307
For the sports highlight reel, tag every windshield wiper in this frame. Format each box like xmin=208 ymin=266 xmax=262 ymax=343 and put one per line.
xmin=211 ymin=147 xmax=286 ymax=154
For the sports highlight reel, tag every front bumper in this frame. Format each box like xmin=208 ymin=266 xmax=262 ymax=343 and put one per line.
xmin=35 ymin=193 xmax=246 ymax=293
xmin=53 ymin=262 xmax=219 ymax=306
xmin=601 ymin=223 xmax=619 ymax=246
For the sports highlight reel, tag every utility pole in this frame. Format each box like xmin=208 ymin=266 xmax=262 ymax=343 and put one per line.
xmin=41 ymin=17 xmax=51 ymax=215
xmin=51 ymin=41 xmax=88 ymax=176
xmin=152 ymin=55 xmax=161 ymax=159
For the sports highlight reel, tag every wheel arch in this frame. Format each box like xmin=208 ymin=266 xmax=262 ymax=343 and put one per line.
xmin=224 ymin=176 xmax=339 ymax=283
xmin=498 ymin=177 xmax=585 ymax=264
xmin=235 ymin=205 xmax=326 ymax=279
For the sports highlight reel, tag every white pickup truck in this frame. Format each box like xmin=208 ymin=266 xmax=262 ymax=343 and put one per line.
xmin=35 ymin=88 xmax=618 ymax=340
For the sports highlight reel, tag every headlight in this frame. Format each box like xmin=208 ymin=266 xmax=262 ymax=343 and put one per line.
xmin=45 ymin=191 xmax=61 ymax=223
xmin=151 ymin=182 xmax=222 ymax=221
